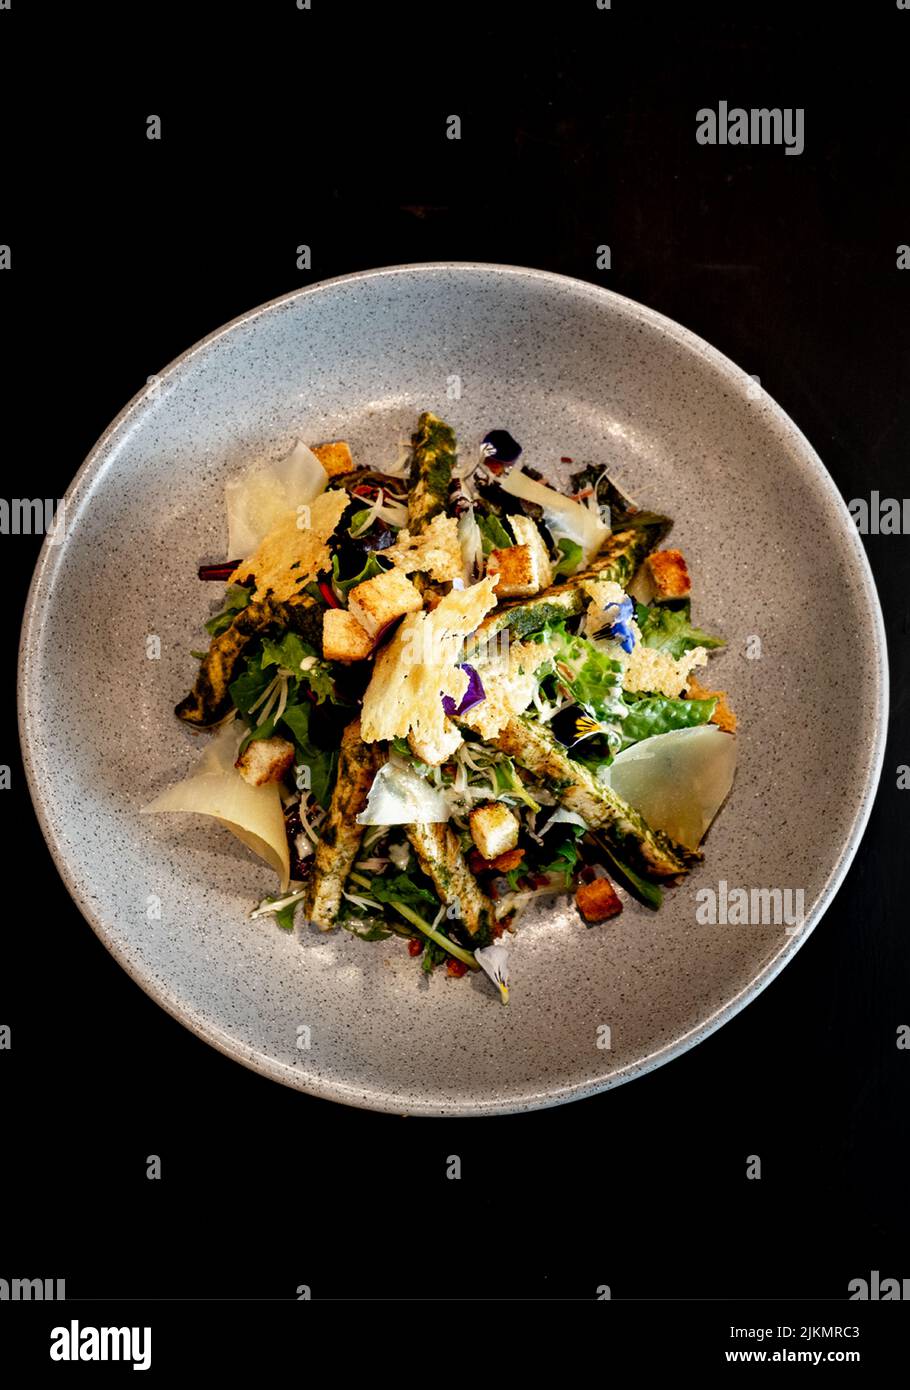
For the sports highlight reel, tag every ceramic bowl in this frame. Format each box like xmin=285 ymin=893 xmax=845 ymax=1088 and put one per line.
xmin=18 ymin=264 xmax=888 ymax=1114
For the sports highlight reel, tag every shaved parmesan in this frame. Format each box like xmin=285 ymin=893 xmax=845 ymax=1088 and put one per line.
xmin=542 ymin=807 xmax=588 ymax=832
xmin=225 ymin=440 xmax=328 ymax=558
xmin=141 ymin=720 xmax=291 ymax=888
xmin=606 ymin=725 xmax=736 ymax=851
xmin=357 ymin=759 xmax=451 ymax=826
xmin=360 ymin=576 xmax=499 ymax=764
xmin=500 ymin=467 xmax=609 ymax=561
xmin=457 ymin=508 xmax=484 ymax=584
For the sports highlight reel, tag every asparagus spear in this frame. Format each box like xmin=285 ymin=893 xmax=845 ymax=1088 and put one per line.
xmin=403 ymin=410 xmax=459 ymax=600
xmin=492 ymin=716 xmax=697 ymax=879
xmin=176 ymin=594 xmax=322 ymax=726
xmin=305 ymin=719 xmax=381 ymax=930
xmin=408 ymin=411 xmax=456 ymax=535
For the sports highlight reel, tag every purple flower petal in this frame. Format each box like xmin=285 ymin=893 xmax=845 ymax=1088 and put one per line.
xmin=441 ymin=663 xmax=485 ymax=717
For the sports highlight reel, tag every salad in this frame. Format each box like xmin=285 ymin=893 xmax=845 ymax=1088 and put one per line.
xmin=144 ymin=413 xmax=738 ymax=1004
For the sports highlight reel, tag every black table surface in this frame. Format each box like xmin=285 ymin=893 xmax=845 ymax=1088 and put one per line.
xmin=2 ymin=1 xmax=908 ymax=1305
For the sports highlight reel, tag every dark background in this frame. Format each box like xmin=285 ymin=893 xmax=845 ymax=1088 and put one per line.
xmin=2 ymin=0 xmax=908 ymax=1304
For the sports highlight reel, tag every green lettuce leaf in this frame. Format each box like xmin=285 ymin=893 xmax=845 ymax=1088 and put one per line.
xmin=477 ymin=513 xmax=514 ymax=555
xmin=368 ymin=873 xmax=440 ymax=914
xmin=634 ymin=601 xmax=725 ymax=659
xmin=279 ymin=703 xmax=338 ymax=808
xmin=619 ymin=693 xmax=717 ymax=748
xmin=331 ymin=551 xmax=388 ymax=599
xmin=553 ymin=537 xmax=584 ymax=579
xmin=204 ymin=583 xmax=251 ymax=637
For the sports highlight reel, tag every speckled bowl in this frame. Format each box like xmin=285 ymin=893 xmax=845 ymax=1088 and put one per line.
xmin=18 ymin=264 xmax=887 ymax=1115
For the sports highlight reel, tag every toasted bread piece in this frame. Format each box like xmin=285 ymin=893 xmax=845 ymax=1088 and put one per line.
xmin=322 ymin=608 xmax=373 ymax=663
xmin=469 ymin=802 xmax=520 ymax=860
xmin=486 ymin=545 xmax=540 ymax=598
xmin=684 ymin=673 xmax=738 ymax=732
xmin=644 ymin=548 xmax=691 ymax=600
xmin=311 ymin=440 xmax=355 ymax=478
xmin=508 ymin=514 xmax=553 ymax=589
xmin=235 ymin=735 xmax=296 ymax=787
xmin=347 ymin=568 xmax=423 ymax=638
xmin=575 ymin=877 xmax=623 ymax=924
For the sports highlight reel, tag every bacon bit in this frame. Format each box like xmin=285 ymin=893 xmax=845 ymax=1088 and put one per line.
xmin=560 ymin=456 xmax=574 ymax=463
xmin=198 ymin=561 xmax=241 ymax=581
xmin=318 ymin=580 xmax=341 ymax=609
xmin=446 ymin=958 xmax=469 ymax=977
xmin=407 ymin=938 xmax=424 ymax=957
xmin=469 ymin=846 xmax=525 ymax=875
xmin=490 ymin=848 xmax=525 ymax=873
xmin=571 ymin=487 xmax=594 ymax=500
xmin=528 ymin=871 xmax=550 ymax=889
xmin=579 ymin=864 xmax=599 ymax=884
xmin=353 ymin=484 xmax=379 ymax=497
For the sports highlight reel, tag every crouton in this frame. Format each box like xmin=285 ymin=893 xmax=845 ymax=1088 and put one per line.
xmin=469 ymin=802 xmax=520 ymax=861
xmin=684 ymin=673 xmax=738 ymax=732
xmin=322 ymin=608 xmax=373 ymax=663
xmin=347 ymin=568 xmax=423 ymax=638
xmin=575 ymin=876 xmax=623 ymax=924
xmin=508 ymin=514 xmax=553 ymax=589
xmin=311 ymin=440 xmax=355 ymax=479
xmin=644 ymin=549 xmax=691 ymax=600
xmin=486 ymin=545 xmax=539 ymax=598
xmin=235 ymin=735 xmax=296 ymax=787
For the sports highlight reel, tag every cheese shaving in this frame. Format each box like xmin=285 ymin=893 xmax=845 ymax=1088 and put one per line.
xmin=383 ymin=513 xmax=463 ymax=583
xmin=360 ymin=576 xmax=499 ymax=764
xmin=228 ymin=489 xmax=349 ymax=602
